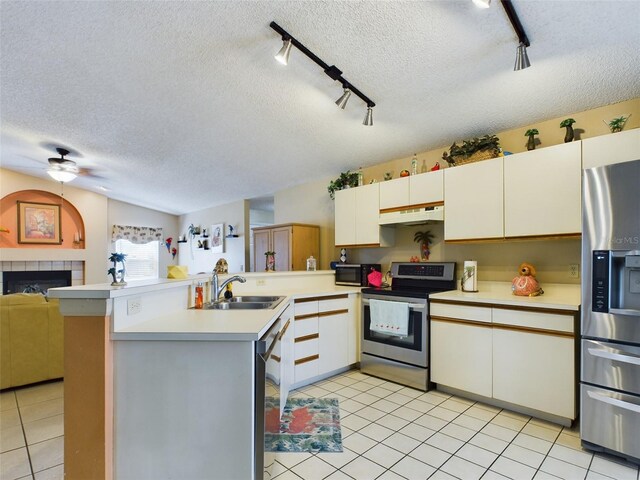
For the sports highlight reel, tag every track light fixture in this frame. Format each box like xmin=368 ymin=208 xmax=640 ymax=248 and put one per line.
xmin=500 ymin=0 xmax=531 ymax=70
xmin=335 ymin=88 xmax=351 ymax=109
xmin=270 ymin=21 xmax=376 ymax=126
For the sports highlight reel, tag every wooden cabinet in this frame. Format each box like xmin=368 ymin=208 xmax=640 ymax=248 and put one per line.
xmin=335 ymin=184 xmax=394 ymax=247
xmin=444 ymin=157 xmax=504 ymax=241
xmin=252 ymin=223 xmax=319 ymax=272
xmin=430 ymin=300 xmax=577 ymax=423
xmin=292 ymin=293 xmax=357 ymax=388
xmin=582 ymin=129 xmax=640 ymax=169
xmin=504 ymin=142 xmax=582 ymax=238
xmin=379 ymin=171 xmax=444 ymax=211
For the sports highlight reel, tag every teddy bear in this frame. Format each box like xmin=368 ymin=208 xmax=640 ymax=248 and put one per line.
xmin=511 ymin=262 xmax=544 ymax=296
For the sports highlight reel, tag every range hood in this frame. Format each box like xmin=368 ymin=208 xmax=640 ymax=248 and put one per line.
xmin=379 ymin=205 xmax=444 ymax=225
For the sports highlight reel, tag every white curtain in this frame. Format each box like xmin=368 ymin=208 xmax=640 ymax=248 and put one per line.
xmin=111 ymin=225 xmax=163 ymax=244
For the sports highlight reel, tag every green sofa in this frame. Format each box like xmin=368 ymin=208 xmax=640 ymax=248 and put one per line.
xmin=0 ymin=293 xmax=64 ymax=390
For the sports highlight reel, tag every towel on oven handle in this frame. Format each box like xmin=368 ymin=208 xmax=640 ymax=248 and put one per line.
xmin=369 ymin=299 xmax=409 ymax=337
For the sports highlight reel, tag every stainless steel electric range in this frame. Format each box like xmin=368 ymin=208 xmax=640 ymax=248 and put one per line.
xmin=360 ymin=261 xmax=456 ymax=391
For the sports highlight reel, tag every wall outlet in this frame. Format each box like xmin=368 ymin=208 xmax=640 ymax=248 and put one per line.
xmin=127 ymin=297 xmax=142 ymax=315
xmin=256 ymin=279 xmax=266 ymax=286
xmin=569 ymin=264 xmax=580 ymax=279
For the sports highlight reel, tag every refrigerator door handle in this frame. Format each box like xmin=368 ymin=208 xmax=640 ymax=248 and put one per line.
xmin=588 ymin=347 xmax=640 ymax=366
xmin=587 ymin=390 xmax=640 ymax=414
xmin=608 ymin=308 xmax=640 ymax=317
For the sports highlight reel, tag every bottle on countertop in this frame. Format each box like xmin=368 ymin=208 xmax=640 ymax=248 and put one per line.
xmin=224 ymin=283 xmax=233 ymax=300
xmin=357 ymin=167 xmax=364 ymax=186
xmin=195 ymin=282 xmax=204 ymax=309
xmin=306 ymin=255 xmax=317 ymax=271
xmin=411 ymin=154 xmax=418 ymax=175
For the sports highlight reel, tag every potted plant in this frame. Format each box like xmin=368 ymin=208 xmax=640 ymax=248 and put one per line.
xmin=327 ymin=170 xmax=359 ymax=200
xmin=560 ymin=118 xmax=576 ymax=143
xmin=607 ymin=115 xmax=629 ymax=133
xmin=414 ymin=230 xmax=434 ymax=261
xmin=524 ymin=128 xmax=539 ymax=151
xmin=441 ymin=134 xmax=501 ymax=166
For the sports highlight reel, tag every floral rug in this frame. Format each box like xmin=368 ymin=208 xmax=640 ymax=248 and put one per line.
xmin=265 ymin=397 xmax=342 ymax=453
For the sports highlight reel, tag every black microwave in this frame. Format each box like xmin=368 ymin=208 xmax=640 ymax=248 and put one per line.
xmin=335 ymin=264 xmax=381 ymax=287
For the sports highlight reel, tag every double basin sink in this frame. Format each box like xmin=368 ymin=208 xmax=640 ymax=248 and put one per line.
xmin=204 ymin=295 xmax=285 ymax=310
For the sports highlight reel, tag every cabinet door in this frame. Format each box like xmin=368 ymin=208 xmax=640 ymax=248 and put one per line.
xmin=347 ymin=295 xmax=359 ymax=365
xmin=582 ymin=129 xmax=640 ymax=169
xmin=291 ymin=226 xmax=319 ymax=271
xmin=504 ymin=142 xmax=581 ymax=237
xmin=444 ymin=157 xmax=504 ymax=241
xmin=431 ymin=320 xmax=492 ymax=397
xmin=379 ymin=177 xmax=410 ymax=210
xmin=355 ymin=183 xmax=383 ymax=245
xmin=334 ymin=188 xmax=356 ymax=246
xmin=410 ymin=170 xmax=444 ymax=206
xmin=272 ymin=226 xmax=292 ymax=271
xmin=253 ymin=230 xmax=271 ymax=272
xmin=493 ymin=328 xmax=575 ymax=419
xmin=319 ymin=310 xmax=349 ymax=375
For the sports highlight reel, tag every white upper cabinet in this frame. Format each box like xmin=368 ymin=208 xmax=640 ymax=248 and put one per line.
xmin=582 ymin=129 xmax=640 ymax=169
xmin=410 ymin=170 xmax=444 ymax=206
xmin=444 ymin=157 xmax=504 ymax=241
xmin=504 ymin=141 xmax=582 ymax=238
xmin=335 ymin=184 xmax=394 ymax=247
xmin=379 ymin=177 xmax=410 ymax=210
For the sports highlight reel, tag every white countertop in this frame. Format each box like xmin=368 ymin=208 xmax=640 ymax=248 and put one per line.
xmin=429 ymin=281 xmax=580 ymax=311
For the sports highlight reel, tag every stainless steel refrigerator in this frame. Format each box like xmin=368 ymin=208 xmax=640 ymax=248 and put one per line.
xmin=581 ymin=158 xmax=640 ymax=464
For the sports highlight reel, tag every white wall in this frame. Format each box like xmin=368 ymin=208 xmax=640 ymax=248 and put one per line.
xmin=107 ymin=199 xmax=179 ymax=278
xmin=249 ymin=209 xmax=274 ymax=225
xmin=274 ymin=176 xmax=338 ymax=270
xmin=179 ymin=200 xmax=250 ymax=274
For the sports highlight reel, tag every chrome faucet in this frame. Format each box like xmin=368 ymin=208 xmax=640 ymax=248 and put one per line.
xmin=211 ymin=271 xmax=246 ymax=301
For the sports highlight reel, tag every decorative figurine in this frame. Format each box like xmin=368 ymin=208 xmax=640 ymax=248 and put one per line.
xmin=108 ymin=252 xmax=127 ymax=286
xmin=512 ymin=262 xmax=544 ymax=296
xmin=414 ymin=230 xmax=434 ymax=261
xmin=215 ymin=258 xmax=229 ymax=274
xmin=525 ymin=128 xmax=539 ymax=151
xmin=165 ymin=237 xmax=172 ymax=252
xmin=560 ymin=118 xmax=576 ymax=143
xmin=171 ymin=247 xmax=177 ymax=259
xmin=265 ymin=251 xmax=276 ymax=271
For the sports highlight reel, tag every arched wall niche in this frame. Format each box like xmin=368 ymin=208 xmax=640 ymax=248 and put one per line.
xmin=0 ymin=189 xmax=85 ymax=249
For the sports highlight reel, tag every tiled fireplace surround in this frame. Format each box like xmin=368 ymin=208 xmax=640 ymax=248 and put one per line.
xmin=0 ymin=261 xmax=84 ymax=294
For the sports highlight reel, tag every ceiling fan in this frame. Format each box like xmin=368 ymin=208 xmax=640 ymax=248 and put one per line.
xmin=47 ymin=148 xmax=79 ymax=182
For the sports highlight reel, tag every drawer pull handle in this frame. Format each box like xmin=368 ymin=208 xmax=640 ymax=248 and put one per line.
xmin=587 ymin=391 xmax=640 ymax=413
xmin=608 ymin=308 xmax=640 ymax=317
xmin=588 ymin=348 xmax=640 ymax=366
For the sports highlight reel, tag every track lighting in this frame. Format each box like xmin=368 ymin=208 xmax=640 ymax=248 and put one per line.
xmin=363 ymin=107 xmax=373 ymax=126
xmin=275 ymin=38 xmax=292 ymax=65
xmin=270 ymin=21 xmax=376 ymax=126
xmin=472 ymin=0 xmax=491 ymax=8
xmin=335 ymin=88 xmax=351 ymax=109
xmin=514 ymin=42 xmax=531 ymax=70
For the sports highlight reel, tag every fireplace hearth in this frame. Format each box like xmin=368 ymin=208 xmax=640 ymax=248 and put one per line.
xmin=3 ymin=270 xmax=72 ymax=295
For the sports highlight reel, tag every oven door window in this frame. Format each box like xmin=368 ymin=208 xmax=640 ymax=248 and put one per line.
xmin=363 ymin=304 xmax=422 ymax=350
xmin=336 ymin=267 xmax=360 ymax=285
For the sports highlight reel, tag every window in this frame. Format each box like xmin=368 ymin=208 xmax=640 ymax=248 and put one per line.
xmin=115 ymin=239 xmax=159 ymax=280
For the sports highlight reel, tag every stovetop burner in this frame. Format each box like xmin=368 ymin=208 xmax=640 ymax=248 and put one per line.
xmin=362 ymin=261 xmax=457 ymax=298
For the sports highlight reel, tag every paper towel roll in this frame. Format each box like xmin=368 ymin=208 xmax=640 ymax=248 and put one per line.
xmin=462 ymin=260 xmax=478 ymax=292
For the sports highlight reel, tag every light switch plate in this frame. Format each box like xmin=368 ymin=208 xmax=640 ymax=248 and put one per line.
xmin=127 ymin=297 xmax=142 ymax=315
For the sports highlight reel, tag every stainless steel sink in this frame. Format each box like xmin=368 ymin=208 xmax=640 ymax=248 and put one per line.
xmin=204 ymin=296 xmax=285 ymax=310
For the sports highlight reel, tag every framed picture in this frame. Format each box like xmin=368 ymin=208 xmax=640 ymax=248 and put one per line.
xmin=211 ymin=223 xmax=224 ymax=253
xmin=17 ymin=201 xmax=62 ymax=244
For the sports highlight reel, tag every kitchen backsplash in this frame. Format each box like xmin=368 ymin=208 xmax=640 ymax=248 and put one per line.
xmin=350 ymin=223 xmax=581 ymax=285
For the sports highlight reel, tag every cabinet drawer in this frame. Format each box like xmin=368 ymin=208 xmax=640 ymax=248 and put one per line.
xmin=295 ymin=357 xmax=319 ymax=383
xmin=294 ymin=300 xmax=319 ymax=316
xmin=295 ymin=316 xmax=318 ymax=337
xmin=430 ymin=302 xmax=491 ymax=323
xmin=493 ymin=308 xmax=574 ymax=334
xmin=294 ymin=337 xmax=319 ymax=359
xmin=582 ymin=339 xmax=640 ymax=395
xmin=318 ymin=296 xmax=350 ymax=312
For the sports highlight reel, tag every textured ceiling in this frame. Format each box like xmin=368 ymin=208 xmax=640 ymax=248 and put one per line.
xmin=1 ymin=1 xmax=639 ymax=214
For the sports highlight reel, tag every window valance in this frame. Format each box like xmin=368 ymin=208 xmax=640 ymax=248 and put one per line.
xmin=112 ymin=225 xmax=163 ymax=244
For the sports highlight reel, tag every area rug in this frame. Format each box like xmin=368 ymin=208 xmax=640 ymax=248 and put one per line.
xmin=265 ymin=397 xmax=342 ymax=453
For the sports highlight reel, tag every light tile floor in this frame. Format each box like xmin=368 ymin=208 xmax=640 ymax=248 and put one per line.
xmin=1 ymin=372 xmax=639 ymax=480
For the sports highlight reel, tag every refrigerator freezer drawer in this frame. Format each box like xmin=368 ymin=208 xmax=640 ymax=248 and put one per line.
xmin=581 ymin=339 xmax=640 ymax=396
xmin=580 ymin=384 xmax=640 ymax=462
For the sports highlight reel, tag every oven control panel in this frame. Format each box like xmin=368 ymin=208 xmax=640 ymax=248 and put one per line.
xmin=391 ymin=262 xmax=456 ymax=281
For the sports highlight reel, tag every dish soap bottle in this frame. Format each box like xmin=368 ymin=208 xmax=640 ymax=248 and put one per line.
xmin=224 ymin=283 xmax=233 ymax=300
xmin=195 ymin=282 xmax=204 ymax=309
xmin=411 ymin=154 xmax=418 ymax=175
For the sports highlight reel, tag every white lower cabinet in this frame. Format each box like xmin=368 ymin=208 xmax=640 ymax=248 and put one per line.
xmin=319 ymin=310 xmax=348 ymax=374
xmin=430 ymin=300 xmax=577 ymax=422
xmin=493 ymin=328 xmax=575 ymax=419
xmin=431 ymin=320 xmax=492 ymax=398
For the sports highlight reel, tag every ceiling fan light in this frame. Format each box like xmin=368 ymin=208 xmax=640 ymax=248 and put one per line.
xmin=47 ymin=168 xmax=77 ymax=183
xmin=275 ymin=38 xmax=292 ymax=65
xmin=472 ymin=0 xmax=491 ymax=8
xmin=363 ymin=106 xmax=374 ymax=126
xmin=335 ymin=88 xmax=352 ymax=109
xmin=514 ymin=42 xmax=531 ymax=71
